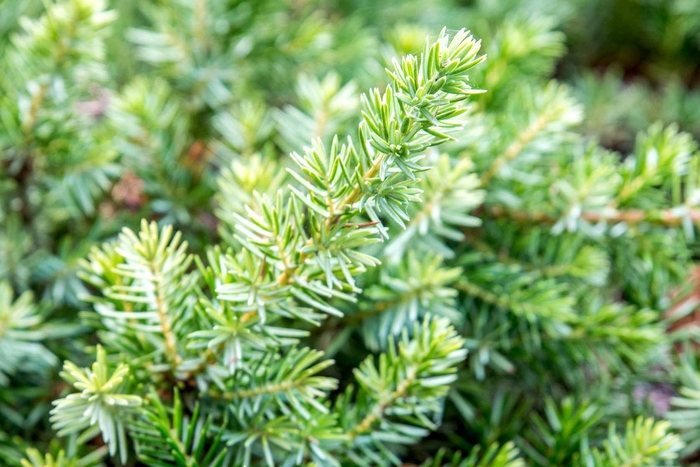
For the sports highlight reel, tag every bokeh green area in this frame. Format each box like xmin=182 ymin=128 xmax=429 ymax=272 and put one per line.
xmin=5 ymin=0 xmax=698 ymax=149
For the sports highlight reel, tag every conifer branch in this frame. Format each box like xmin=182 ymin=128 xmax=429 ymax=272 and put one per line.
xmin=79 ymin=221 xmax=197 ymax=372
xmin=339 ymin=316 xmax=467 ymax=458
xmin=455 ymin=278 xmax=574 ymax=323
xmin=478 ymin=82 xmax=582 ymax=185
xmin=384 ymin=155 xmax=483 ymax=260
xmin=218 ymin=28 xmax=486 ymax=328
xmin=575 ymin=418 xmax=683 ymax=467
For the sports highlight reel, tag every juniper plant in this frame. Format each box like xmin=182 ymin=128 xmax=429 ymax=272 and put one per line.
xmin=44 ymin=24 xmax=484 ymax=466
xmin=2 ymin=1 xmax=700 ymax=466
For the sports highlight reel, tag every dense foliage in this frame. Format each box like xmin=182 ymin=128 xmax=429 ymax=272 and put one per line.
xmin=2 ymin=0 xmax=700 ymax=466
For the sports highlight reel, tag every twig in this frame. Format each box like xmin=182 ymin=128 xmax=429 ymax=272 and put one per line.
xmin=482 ymin=205 xmax=700 ymax=227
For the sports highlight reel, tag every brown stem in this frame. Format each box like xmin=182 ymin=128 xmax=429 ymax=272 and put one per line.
xmin=328 ymin=153 xmax=385 ymax=228
xmin=347 ymin=368 xmax=416 ymax=439
xmin=22 ymin=83 xmax=49 ymax=135
xmin=193 ymin=0 xmax=207 ymax=48
xmin=480 ymin=113 xmax=548 ymax=185
xmin=277 ymin=152 xmax=386 ymax=286
xmin=208 ymin=373 xmax=320 ymax=401
xmin=455 ymin=279 xmax=513 ymax=310
xmin=482 ymin=205 xmax=700 ymax=227
xmin=151 ymin=264 xmax=182 ymax=368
